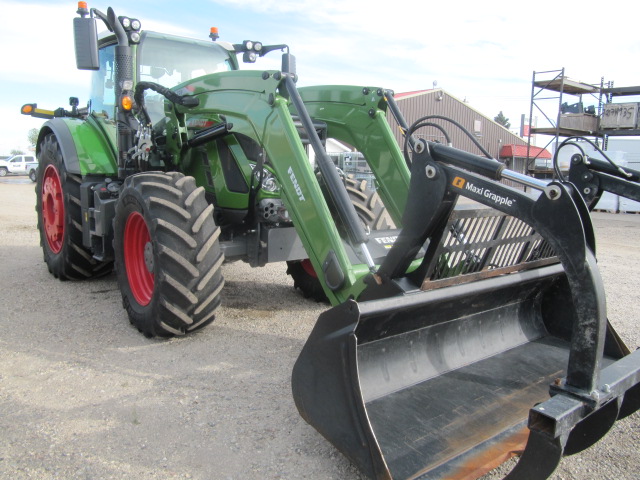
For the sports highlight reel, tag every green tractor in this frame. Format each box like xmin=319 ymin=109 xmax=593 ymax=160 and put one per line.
xmin=22 ymin=4 xmax=640 ymax=480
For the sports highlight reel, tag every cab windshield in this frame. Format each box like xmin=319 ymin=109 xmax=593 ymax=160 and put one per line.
xmin=138 ymin=31 xmax=234 ymax=88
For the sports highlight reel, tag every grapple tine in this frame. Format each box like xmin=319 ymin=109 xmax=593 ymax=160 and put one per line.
xmin=502 ymin=430 xmax=564 ymax=480
xmin=563 ymin=397 xmax=620 ymax=456
xmin=619 ymin=383 xmax=640 ymax=419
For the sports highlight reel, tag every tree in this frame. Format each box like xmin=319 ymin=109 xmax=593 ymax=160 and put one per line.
xmin=28 ymin=128 xmax=39 ymax=148
xmin=494 ymin=111 xmax=511 ymax=129
xmin=10 ymin=149 xmax=25 ymax=155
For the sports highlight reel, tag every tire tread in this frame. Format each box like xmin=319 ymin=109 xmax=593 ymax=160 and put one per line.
xmin=114 ymin=171 xmax=224 ymax=337
xmin=36 ymin=133 xmax=113 ymax=280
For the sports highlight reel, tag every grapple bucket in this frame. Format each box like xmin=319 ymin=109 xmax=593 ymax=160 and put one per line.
xmin=292 ymin=145 xmax=640 ymax=480
xmin=293 ymin=263 xmax=565 ymax=479
xmin=293 ymin=252 xmax=640 ymax=480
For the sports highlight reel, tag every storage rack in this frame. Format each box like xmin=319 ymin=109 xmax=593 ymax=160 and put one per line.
xmin=526 ymin=68 xmax=640 ymax=176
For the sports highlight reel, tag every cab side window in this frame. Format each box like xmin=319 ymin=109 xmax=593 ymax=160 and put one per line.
xmin=90 ymin=44 xmax=116 ymax=120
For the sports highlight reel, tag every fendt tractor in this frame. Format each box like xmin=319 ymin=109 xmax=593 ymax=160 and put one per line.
xmin=21 ymin=3 xmax=640 ymax=479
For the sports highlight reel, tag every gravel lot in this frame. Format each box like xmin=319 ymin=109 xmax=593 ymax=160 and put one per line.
xmin=1 ymin=177 xmax=638 ymax=480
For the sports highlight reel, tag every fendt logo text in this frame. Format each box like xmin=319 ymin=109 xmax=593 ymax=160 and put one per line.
xmin=288 ymin=166 xmax=306 ymax=202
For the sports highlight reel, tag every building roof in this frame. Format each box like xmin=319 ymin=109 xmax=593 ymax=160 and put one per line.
xmin=395 ymin=88 xmax=520 ymax=136
xmin=394 ymin=89 xmax=433 ymax=99
xmin=500 ymin=144 xmax=552 ymax=159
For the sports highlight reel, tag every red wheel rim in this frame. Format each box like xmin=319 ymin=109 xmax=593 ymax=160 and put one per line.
xmin=301 ymin=259 xmax=318 ymax=278
xmin=41 ymin=164 xmax=64 ymax=253
xmin=124 ymin=211 xmax=154 ymax=306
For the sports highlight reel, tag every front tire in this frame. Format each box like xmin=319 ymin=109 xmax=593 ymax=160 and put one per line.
xmin=0 ymin=167 xmax=7 ymax=177
xmin=114 ymin=172 xmax=224 ymax=338
xmin=36 ymin=133 xmax=112 ymax=280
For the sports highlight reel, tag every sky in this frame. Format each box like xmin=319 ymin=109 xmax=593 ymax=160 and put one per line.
xmin=1 ymin=0 xmax=639 ymax=153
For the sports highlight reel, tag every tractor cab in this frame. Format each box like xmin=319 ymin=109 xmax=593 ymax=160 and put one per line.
xmin=89 ymin=31 xmax=238 ymax=125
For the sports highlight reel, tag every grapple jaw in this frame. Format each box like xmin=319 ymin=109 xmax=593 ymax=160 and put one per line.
xmin=291 ymin=143 xmax=640 ymax=479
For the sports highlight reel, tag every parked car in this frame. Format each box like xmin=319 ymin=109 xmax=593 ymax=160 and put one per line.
xmin=26 ymin=161 xmax=38 ymax=182
xmin=0 ymin=154 xmax=37 ymax=178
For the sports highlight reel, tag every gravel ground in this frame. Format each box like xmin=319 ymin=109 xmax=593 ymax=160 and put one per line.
xmin=0 ymin=176 xmax=638 ymax=480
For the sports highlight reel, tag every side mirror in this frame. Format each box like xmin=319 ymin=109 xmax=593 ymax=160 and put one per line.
xmin=73 ymin=17 xmax=99 ymax=70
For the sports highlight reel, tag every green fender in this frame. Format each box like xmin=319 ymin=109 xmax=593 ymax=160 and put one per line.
xmin=36 ymin=117 xmax=117 ymax=176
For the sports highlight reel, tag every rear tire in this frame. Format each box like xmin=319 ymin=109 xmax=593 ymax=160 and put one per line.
xmin=342 ymin=175 xmax=395 ymax=231
xmin=286 ymin=259 xmax=327 ymax=302
xmin=287 ymin=176 xmax=394 ymax=302
xmin=36 ymin=133 xmax=112 ymax=280
xmin=114 ymin=172 xmax=224 ymax=338
xmin=29 ymin=168 xmax=37 ymax=182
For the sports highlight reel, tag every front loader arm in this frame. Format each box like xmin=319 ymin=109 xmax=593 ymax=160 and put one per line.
xmin=172 ymin=71 xmax=386 ymax=304
xmin=296 ymin=86 xmax=411 ymax=225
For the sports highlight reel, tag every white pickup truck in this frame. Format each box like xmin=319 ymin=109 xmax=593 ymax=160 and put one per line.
xmin=0 ymin=154 xmax=38 ymax=181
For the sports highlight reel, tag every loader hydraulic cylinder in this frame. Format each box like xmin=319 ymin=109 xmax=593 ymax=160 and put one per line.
xmin=582 ymin=156 xmax=640 ymax=181
xmin=383 ymin=90 xmax=416 ymax=154
xmin=187 ymin=122 xmax=233 ymax=148
xmin=430 ymin=142 xmax=505 ymax=180
xmin=283 ymin=75 xmax=375 ymax=269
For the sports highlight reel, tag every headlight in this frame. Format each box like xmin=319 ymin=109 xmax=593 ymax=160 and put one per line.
xmin=250 ymin=164 xmax=279 ymax=192
xmin=262 ymin=176 xmax=278 ymax=192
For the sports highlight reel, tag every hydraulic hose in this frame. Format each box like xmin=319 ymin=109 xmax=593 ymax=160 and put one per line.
xmin=133 ymin=82 xmax=200 ymax=125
